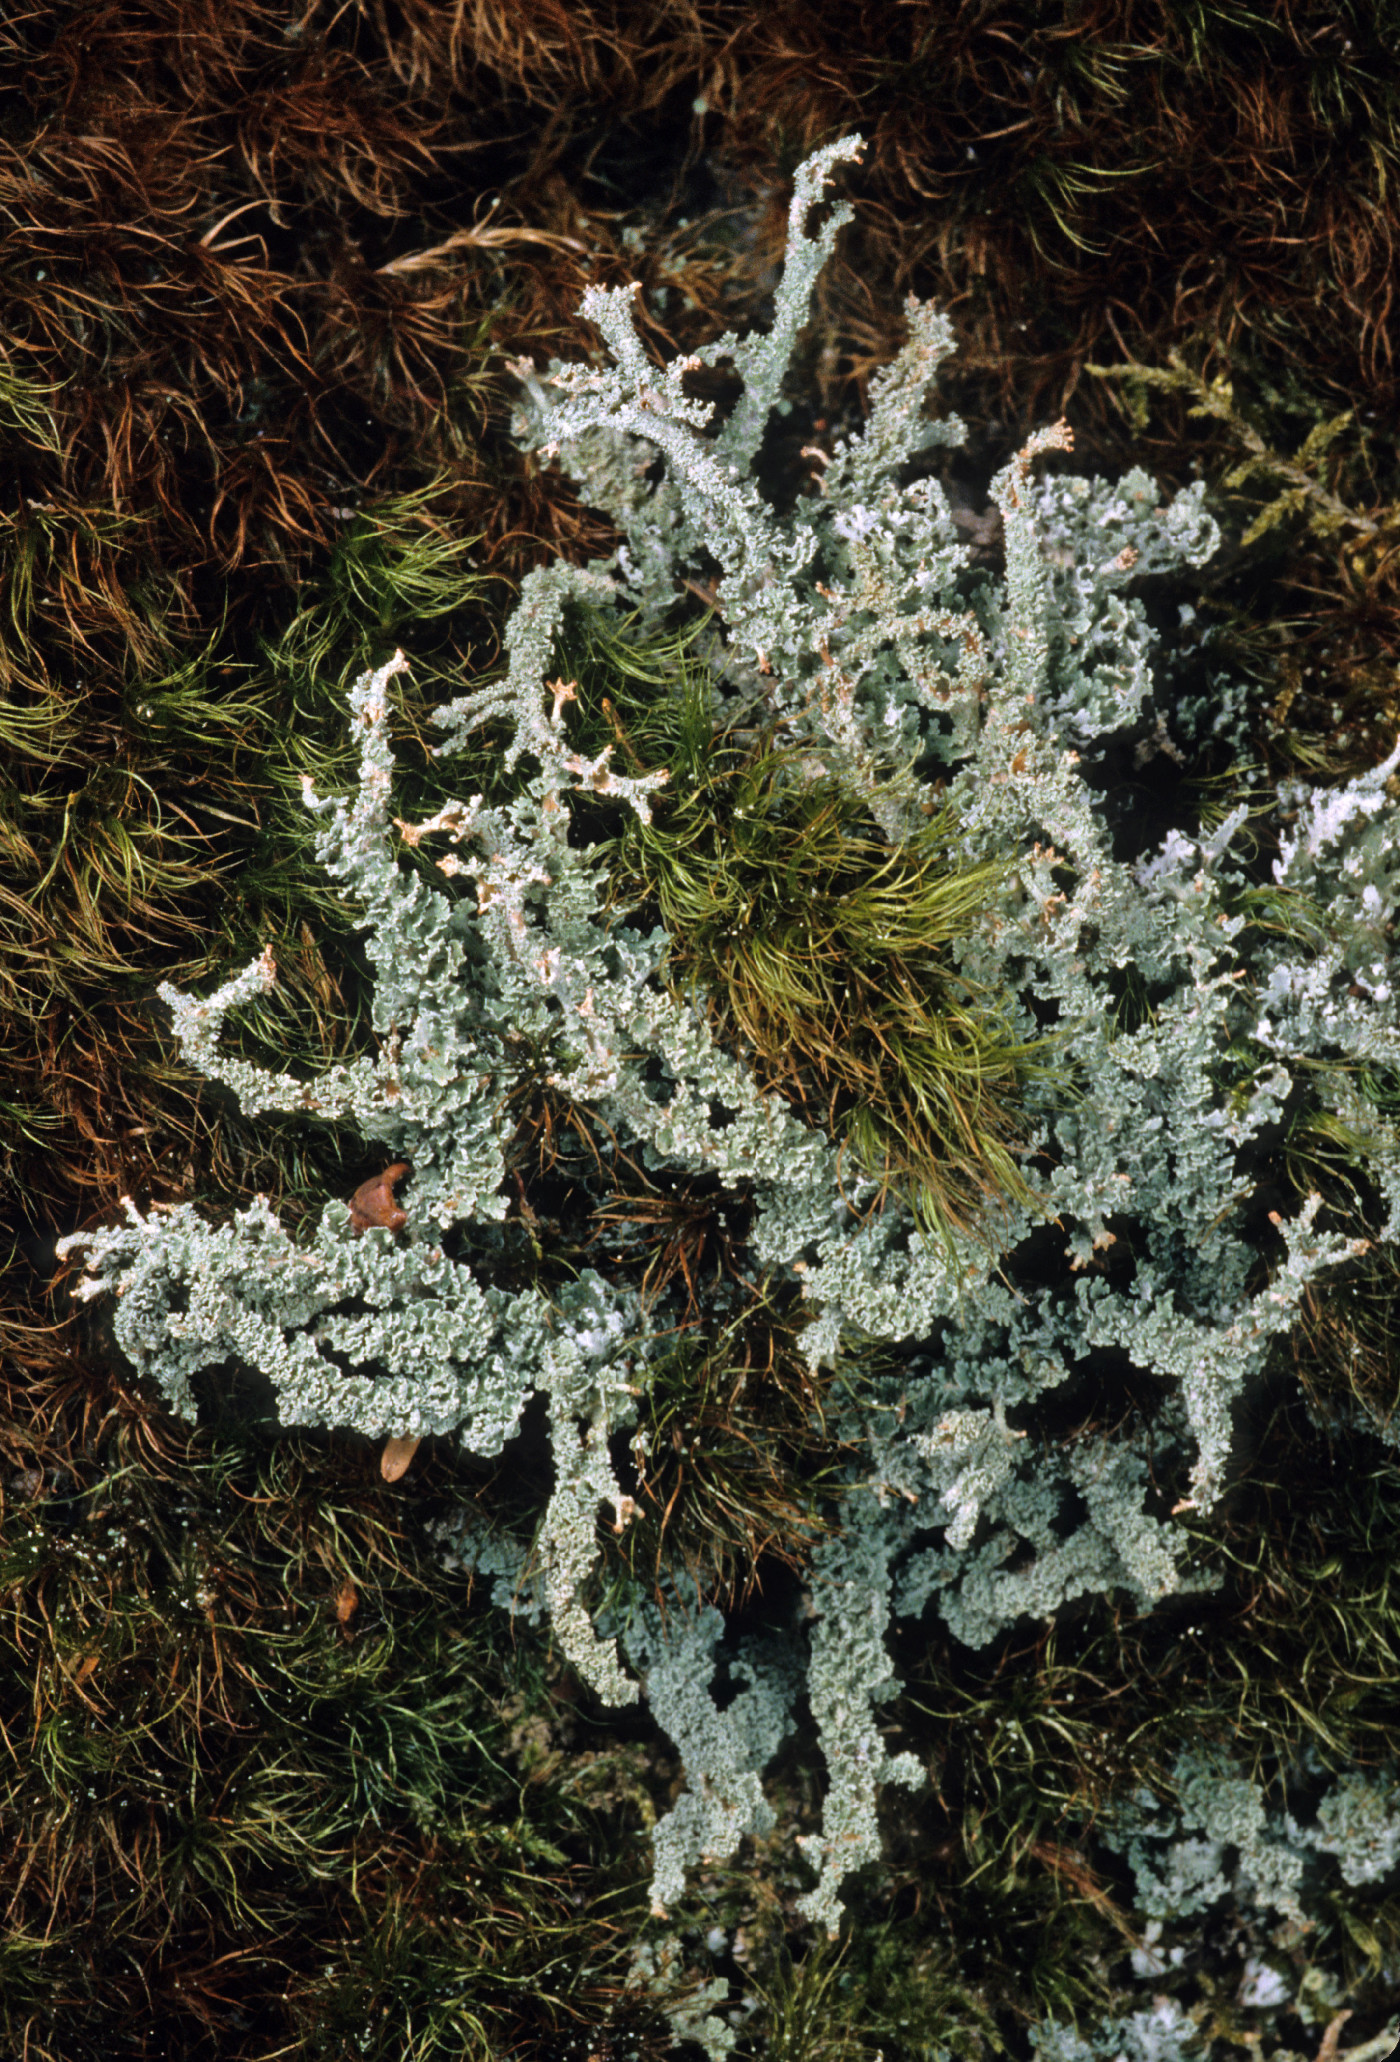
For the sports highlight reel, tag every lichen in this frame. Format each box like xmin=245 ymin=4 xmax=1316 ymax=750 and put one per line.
xmin=60 ymin=135 xmax=1400 ymax=1937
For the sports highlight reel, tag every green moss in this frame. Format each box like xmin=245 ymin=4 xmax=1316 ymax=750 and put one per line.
xmin=0 ymin=1421 xmax=685 ymax=2061
xmin=555 ymin=605 xmax=1061 ymax=1259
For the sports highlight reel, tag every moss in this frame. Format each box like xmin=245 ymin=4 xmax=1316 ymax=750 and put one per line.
xmin=0 ymin=1417 xmax=681 ymax=2061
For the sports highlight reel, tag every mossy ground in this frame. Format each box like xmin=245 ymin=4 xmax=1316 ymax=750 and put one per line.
xmin=6 ymin=3 xmax=1400 ymax=2057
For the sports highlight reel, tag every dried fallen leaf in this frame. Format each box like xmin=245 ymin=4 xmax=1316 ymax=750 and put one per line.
xmin=1316 ymin=2013 xmax=1353 ymax=2062
xmin=348 ymin=1162 xmax=411 ymax=1233
xmin=381 ymin=1435 xmax=421 ymax=1482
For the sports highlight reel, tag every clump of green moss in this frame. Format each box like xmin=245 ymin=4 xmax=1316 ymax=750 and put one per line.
xmin=0 ymin=1412 xmax=690 ymax=2062
xmin=553 ymin=605 xmax=1058 ymax=1257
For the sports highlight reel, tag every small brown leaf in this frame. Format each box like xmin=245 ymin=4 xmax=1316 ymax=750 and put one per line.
xmin=348 ymin=1162 xmax=411 ymax=1233
xmin=380 ymin=1435 xmax=421 ymax=1482
xmin=1315 ymin=2012 xmax=1352 ymax=2062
